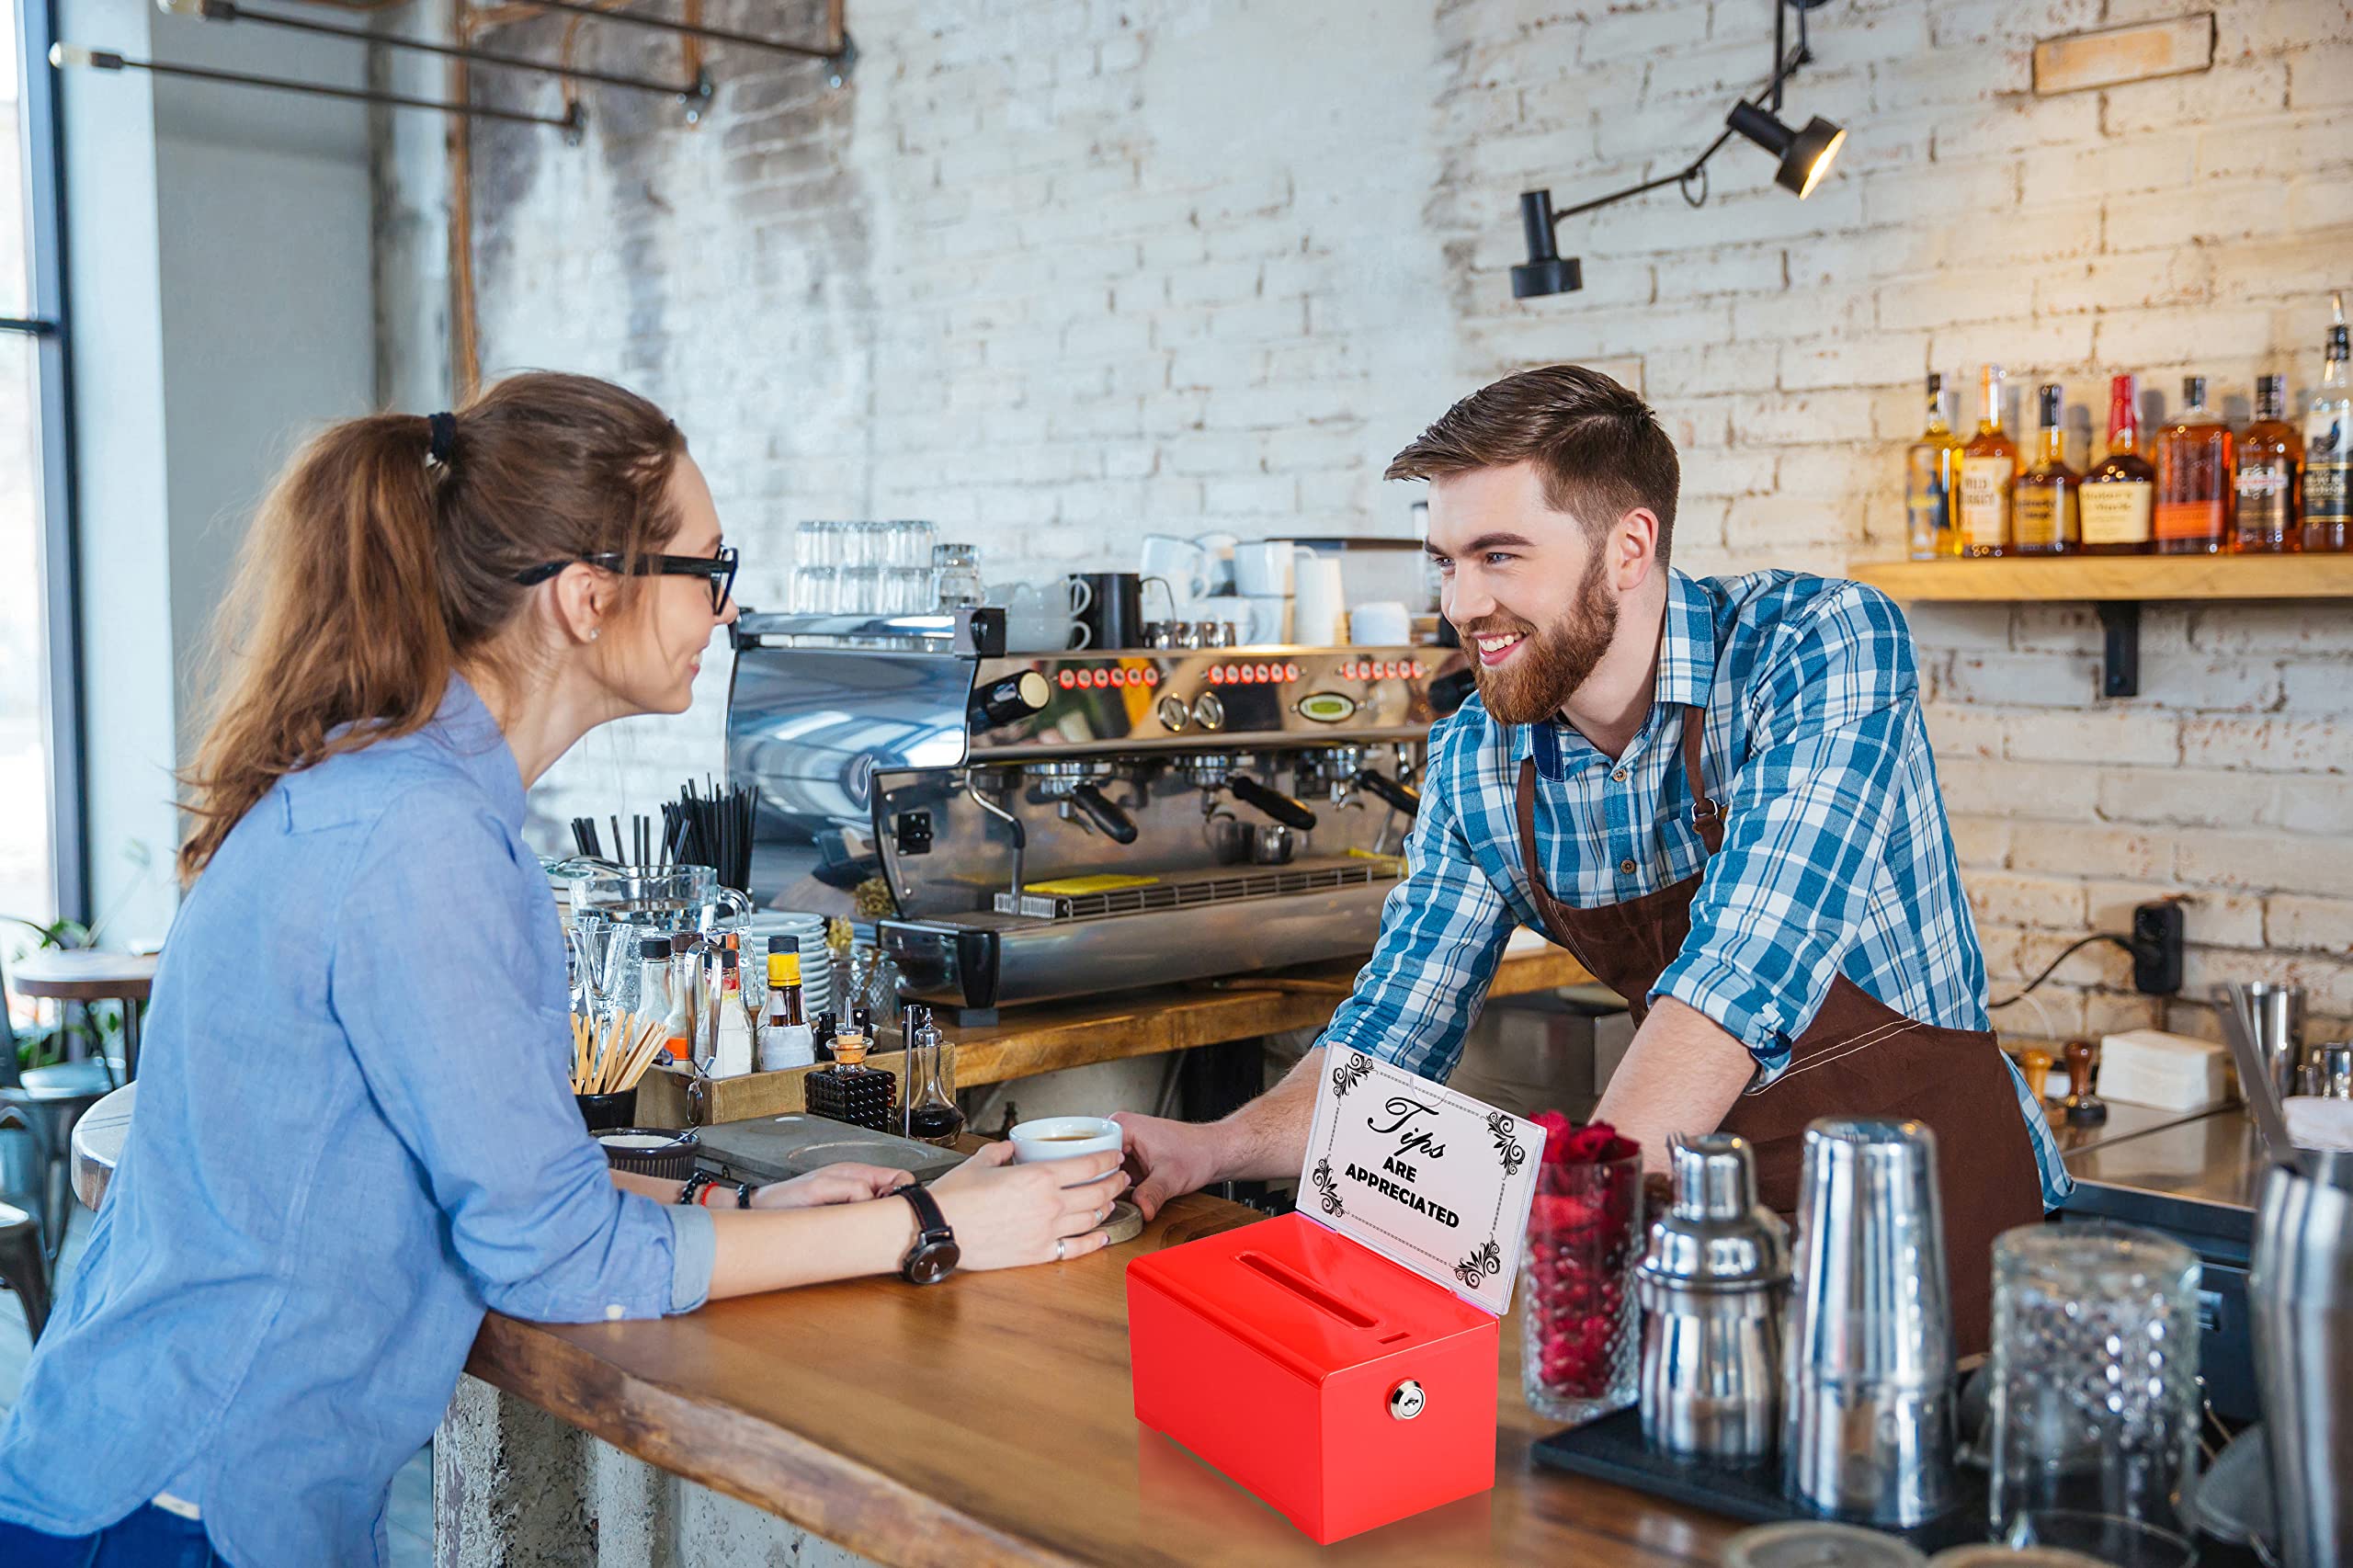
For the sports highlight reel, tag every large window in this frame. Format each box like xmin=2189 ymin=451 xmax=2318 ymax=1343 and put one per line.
xmin=1 ymin=0 xmax=77 ymax=930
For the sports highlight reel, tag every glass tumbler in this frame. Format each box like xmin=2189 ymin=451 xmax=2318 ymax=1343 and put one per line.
xmin=1987 ymin=1221 xmax=2200 ymax=1559
xmin=790 ymin=563 xmax=837 ymax=613
xmin=1519 ymin=1149 xmax=1643 ymax=1426
xmin=932 ymin=542 xmax=984 ymax=608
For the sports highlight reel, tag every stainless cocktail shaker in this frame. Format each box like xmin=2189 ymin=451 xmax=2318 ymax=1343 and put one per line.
xmin=1781 ymin=1118 xmax=1958 ymax=1528
xmin=2250 ymin=1149 xmax=2353 ymax=1568
xmin=1637 ymin=1132 xmax=1789 ymax=1461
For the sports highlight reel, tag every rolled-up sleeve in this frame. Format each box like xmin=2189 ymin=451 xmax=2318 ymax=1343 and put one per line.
xmin=1321 ymin=719 xmax=1513 ymax=1082
xmin=1654 ymin=585 xmax=1916 ymax=1072
xmin=332 ymin=789 xmax=709 ymax=1322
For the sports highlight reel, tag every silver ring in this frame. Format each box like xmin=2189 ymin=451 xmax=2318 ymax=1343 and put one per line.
xmin=1053 ymin=1236 xmax=1066 ymax=1262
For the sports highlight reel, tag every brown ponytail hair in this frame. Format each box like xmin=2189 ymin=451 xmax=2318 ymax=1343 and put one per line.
xmin=178 ymin=371 xmax=686 ymax=882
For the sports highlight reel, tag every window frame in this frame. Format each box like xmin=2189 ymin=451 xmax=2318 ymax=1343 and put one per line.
xmin=4 ymin=0 xmax=86 ymax=924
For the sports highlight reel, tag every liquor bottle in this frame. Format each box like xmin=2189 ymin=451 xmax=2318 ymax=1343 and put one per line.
xmin=758 ymin=949 xmax=813 ymax=1072
xmin=1959 ymin=365 xmax=2015 ymax=558
xmin=2234 ymin=373 xmax=2302 ymax=553
xmin=2154 ymin=375 xmax=2233 ymax=554
xmin=903 ymin=1006 xmax=966 ymax=1146
xmin=2305 ymin=293 xmax=2351 ymax=552
xmin=2012 ymin=383 xmax=2079 ymax=555
xmin=803 ymin=1031 xmax=898 ymax=1131
xmin=2081 ymin=374 xmax=2156 ymax=555
xmin=1904 ymin=374 xmax=1965 ymax=560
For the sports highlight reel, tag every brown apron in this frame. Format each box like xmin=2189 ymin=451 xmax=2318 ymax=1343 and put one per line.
xmin=1510 ymin=702 xmax=2045 ymax=1357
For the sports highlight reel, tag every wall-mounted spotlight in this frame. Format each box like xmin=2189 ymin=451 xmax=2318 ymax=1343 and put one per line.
xmin=1725 ymin=100 xmax=1847 ymax=199
xmin=1509 ymin=0 xmax=1847 ymax=300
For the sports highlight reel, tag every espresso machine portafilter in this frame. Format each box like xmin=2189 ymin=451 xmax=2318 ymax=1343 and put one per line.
xmin=725 ymin=608 xmax=1461 ymax=1013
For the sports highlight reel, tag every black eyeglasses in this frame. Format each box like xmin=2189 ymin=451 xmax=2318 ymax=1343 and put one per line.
xmin=514 ymin=545 xmax=738 ymax=613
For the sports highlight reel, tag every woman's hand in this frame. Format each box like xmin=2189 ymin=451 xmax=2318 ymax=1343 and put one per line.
xmin=748 ymin=1163 xmax=910 ymax=1210
xmin=926 ymin=1142 xmax=1126 ymax=1270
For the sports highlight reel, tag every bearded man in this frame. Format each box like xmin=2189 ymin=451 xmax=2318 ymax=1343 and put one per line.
xmin=1114 ymin=364 xmax=2064 ymax=1355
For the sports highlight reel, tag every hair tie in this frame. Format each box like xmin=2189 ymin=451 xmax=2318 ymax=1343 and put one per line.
xmin=426 ymin=411 xmax=457 ymax=467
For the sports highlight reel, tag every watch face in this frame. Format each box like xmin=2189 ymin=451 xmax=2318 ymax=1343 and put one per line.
xmin=908 ymin=1240 xmax=961 ymax=1285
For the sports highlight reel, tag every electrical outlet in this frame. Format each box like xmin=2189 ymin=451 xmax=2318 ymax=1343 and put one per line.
xmin=2132 ymin=901 xmax=2185 ymax=994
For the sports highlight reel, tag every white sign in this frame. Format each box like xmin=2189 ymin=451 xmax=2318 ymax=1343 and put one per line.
xmin=1297 ymin=1049 xmax=1543 ymax=1317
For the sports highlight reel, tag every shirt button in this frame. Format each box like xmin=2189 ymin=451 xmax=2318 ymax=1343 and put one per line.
xmin=1611 ymin=767 xmax=1627 ymax=782
xmin=1620 ymin=858 xmax=1637 ymax=874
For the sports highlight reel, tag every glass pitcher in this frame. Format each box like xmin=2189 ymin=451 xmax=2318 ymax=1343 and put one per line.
xmin=571 ymin=864 xmax=754 ymax=942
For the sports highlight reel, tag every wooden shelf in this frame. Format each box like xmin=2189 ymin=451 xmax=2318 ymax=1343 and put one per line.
xmin=1848 ymin=554 xmax=2353 ymax=602
xmin=1849 ymin=553 xmax=2353 ymax=698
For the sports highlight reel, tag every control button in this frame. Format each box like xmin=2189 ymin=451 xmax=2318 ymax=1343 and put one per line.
xmin=1142 ymin=666 xmax=1161 ymax=686
xmin=1156 ymin=695 xmax=1189 ymax=732
xmin=1298 ymin=691 xmax=1357 ymax=724
xmin=1108 ymin=667 xmax=1127 ymax=687
xmin=1620 ymin=858 xmax=1637 ymax=874
xmin=1249 ymin=663 xmax=1269 ymax=682
xmin=1409 ymin=660 xmax=1425 ymax=677
xmin=1193 ymin=691 xmax=1225 ymax=731
xmin=1284 ymin=662 xmax=1302 ymax=681
xmin=1056 ymin=669 xmax=1076 ymax=690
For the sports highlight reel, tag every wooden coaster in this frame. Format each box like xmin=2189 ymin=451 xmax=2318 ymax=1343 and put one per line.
xmin=1102 ymin=1199 xmax=1144 ymax=1245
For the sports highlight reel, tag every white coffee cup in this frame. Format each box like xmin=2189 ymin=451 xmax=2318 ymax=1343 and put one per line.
xmin=1009 ymin=1116 xmax=1124 ymax=1165
xmin=1291 ymin=551 xmax=1346 ymax=647
xmin=1140 ymin=536 xmax=1211 ymax=604
xmin=1349 ymin=600 xmax=1412 ymax=645
xmin=1236 ymin=595 xmax=1291 ymax=644
xmin=1233 ymin=540 xmax=1297 ymax=597
xmin=1194 ymin=530 xmax=1240 ymax=595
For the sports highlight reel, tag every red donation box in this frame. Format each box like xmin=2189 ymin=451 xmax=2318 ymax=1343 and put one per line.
xmin=1126 ymin=1051 xmax=1543 ymax=1544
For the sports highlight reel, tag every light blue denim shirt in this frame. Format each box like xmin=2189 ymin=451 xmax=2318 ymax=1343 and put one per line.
xmin=0 ymin=676 xmax=713 ymax=1566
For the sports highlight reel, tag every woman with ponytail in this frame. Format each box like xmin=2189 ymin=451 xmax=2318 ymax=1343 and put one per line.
xmin=0 ymin=374 xmax=1120 ymax=1567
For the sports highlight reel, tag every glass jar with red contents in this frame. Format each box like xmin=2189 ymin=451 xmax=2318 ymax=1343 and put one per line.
xmin=1518 ymin=1118 xmax=1643 ymax=1426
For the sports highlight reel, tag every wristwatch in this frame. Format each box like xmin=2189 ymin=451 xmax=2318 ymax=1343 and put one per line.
xmin=895 ymin=1183 xmax=960 ymax=1286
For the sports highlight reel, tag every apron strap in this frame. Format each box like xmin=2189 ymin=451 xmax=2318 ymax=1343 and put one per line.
xmin=1682 ymin=703 xmax=1723 ymax=856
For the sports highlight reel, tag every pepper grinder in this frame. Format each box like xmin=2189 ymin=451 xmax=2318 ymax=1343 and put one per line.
xmin=2061 ymin=1039 xmax=2108 ymax=1127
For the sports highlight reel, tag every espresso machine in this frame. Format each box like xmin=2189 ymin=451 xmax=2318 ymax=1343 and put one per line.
xmin=725 ymin=608 xmax=1462 ymax=1013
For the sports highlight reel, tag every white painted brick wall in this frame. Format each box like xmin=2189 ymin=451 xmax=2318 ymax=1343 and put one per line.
xmin=418 ymin=0 xmax=2353 ymax=1041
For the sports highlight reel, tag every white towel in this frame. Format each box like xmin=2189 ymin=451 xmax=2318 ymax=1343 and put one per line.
xmin=2284 ymin=1095 xmax=2353 ymax=1153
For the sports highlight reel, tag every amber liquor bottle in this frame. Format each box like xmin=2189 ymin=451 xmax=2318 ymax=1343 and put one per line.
xmin=2012 ymin=383 xmax=2079 ymax=555
xmin=1958 ymin=365 xmax=2016 ymax=558
xmin=2154 ymin=375 xmax=2234 ymax=554
xmin=2081 ymin=374 xmax=2155 ymax=555
xmin=2234 ymin=374 xmax=2302 ymax=553
xmin=804 ymin=1031 xmax=898 ymax=1131
xmin=1904 ymin=374 xmax=1965 ymax=560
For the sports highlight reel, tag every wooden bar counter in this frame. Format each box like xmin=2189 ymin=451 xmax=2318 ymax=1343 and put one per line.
xmin=452 ymin=1181 xmax=1734 ymax=1568
xmin=640 ymin=940 xmax=1597 ymax=1126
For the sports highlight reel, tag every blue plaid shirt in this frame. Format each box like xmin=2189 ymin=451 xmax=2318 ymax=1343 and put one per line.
xmin=1324 ymin=569 xmax=2070 ymax=1209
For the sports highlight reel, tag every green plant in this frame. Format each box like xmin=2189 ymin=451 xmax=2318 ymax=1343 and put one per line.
xmin=5 ymin=915 xmax=116 ymax=1072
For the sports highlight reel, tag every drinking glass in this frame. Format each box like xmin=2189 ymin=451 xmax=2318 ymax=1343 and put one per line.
xmin=794 ymin=519 xmax=839 ymax=570
xmin=1519 ymin=1148 xmax=1643 ymax=1425
xmin=791 ymin=563 xmax=838 ymax=614
xmin=1987 ymin=1221 xmax=2200 ymax=1560
xmin=884 ymin=566 xmax=934 ymax=614
xmin=837 ymin=563 xmax=882 ymax=615
xmin=886 ymin=519 xmax=936 ymax=568
xmin=932 ymin=542 xmax=983 ymax=608
xmin=569 ymin=912 xmax=623 ymax=1020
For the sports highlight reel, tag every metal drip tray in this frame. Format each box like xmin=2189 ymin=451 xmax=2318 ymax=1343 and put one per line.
xmin=992 ymin=855 xmax=1402 ymax=922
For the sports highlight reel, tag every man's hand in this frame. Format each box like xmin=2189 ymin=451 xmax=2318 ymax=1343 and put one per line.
xmin=748 ymin=1162 xmax=911 ymax=1210
xmin=1108 ymin=1113 xmax=1228 ymax=1220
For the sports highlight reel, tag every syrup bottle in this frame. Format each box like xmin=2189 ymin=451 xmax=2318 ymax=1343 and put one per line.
xmin=904 ymin=1006 xmax=966 ymax=1146
xmin=805 ymin=1031 xmax=897 ymax=1131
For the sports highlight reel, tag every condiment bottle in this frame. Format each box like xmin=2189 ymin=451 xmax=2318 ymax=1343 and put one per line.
xmin=904 ymin=1006 xmax=965 ymax=1146
xmin=635 ymin=934 xmax=675 ymax=1048
xmin=712 ymin=946 xmax=753 ymax=1078
xmin=759 ymin=950 xmax=813 ymax=1073
xmin=659 ymin=937 xmax=694 ymax=1062
xmin=805 ymin=1031 xmax=897 ymax=1131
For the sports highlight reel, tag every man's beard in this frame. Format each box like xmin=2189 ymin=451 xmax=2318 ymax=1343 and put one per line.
xmin=1461 ymin=554 xmax=1620 ymax=726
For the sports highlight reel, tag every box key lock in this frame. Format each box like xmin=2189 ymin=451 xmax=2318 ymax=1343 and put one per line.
xmin=1389 ymin=1380 xmax=1426 ymax=1421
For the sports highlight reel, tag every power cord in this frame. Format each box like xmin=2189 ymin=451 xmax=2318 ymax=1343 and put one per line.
xmin=1986 ymin=932 xmax=2140 ymax=1012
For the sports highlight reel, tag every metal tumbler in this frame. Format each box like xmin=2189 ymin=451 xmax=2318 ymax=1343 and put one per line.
xmin=2250 ymin=1150 xmax=2353 ymax=1568
xmin=1781 ymin=1117 xmax=1959 ymax=1528
xmin=1637 ymin=1132 xmax=1790 ymax=1461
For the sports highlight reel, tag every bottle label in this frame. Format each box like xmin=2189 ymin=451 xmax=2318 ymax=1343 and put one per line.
xmin=758 ymin=1023 xmax=815 ymax=1073
xmin=2154 ymin=498 xmax=2226 ymax=542
xmin=2079 ymin=482 xmax=2154 ymax=545
xmin=1959 ymin=457 xmax=2013 ymax=548
xmin=2308 ymin=460 xmax=2352 ymax=525
xmin=2234 ymin=460 xmax=2298 ymax=540
xmin=2012 ymin=483 xmax=2073 ymax=548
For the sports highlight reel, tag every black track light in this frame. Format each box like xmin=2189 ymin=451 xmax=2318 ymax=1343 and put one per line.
xmin=1725 ymin=100 xmax=1847 ymax=199
xmin=1511 ymin=191 xmax=1583 ymax=300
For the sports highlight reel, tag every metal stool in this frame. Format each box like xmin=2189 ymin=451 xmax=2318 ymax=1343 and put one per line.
xmin=2 ymin=949 xmax=119 ymax=1258
xmin=0 ymin=1199 xmax=49 ymax=1341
